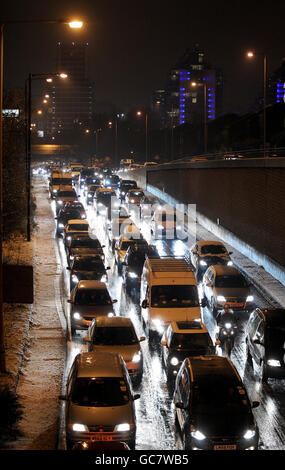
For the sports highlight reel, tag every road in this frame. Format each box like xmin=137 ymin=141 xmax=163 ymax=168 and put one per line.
xmin=49 ymin=180 xmax=285 ymax=450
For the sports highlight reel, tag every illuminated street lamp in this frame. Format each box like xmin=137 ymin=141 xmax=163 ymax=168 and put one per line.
xmin=191 ymin=81 xmax=208 ymax=154
xmin=136 ymin=110 xmax=148 ymax=163
xmin=246 ymin=50 xmax=267 ymax=157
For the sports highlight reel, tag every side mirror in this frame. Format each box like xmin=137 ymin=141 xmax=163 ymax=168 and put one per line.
xmin=140 ymin=336 xmax=146 ymax=342
xmin=253 ymin=339 xmax=262 ymax=345
xmin=252 ymin=401 xmax=260 ymax=409
xmin=67 ymin=299 xmax=72 ymax=303
xmin=102 ymin=245 xmax=105 ymax=248
xmin=54 ymin=217 xmax=57 ymax=219
xmin=112 ymin=299 xmax=118 ymax=303
xmin=229 ymin=251 xmax=233 ymax=255
xmin=206 ymin=282 xmax=211 ymax=287
xmin=66 ymin=267 xmax=70 ymax=270
xmin=141 ymin=299 xmax=148 ymax=309
xmin=106 ymin=266 xmax=111 ymax=270
xmin=161 ymin=340 xmax=167 ymax=347
xmin=77 ymin=195 xmax=81 ymax=198
xmin=58 ymin=394 xmax=67 ymax=401
xmin=175 ymin=402 xmax=184 ymax=409
xmin=215 ymin=340 xmax=221 ymax=346
xmin=83 ymin=337 xmax=91 ymax=342
xmin=133 ymin=394 xmax=140 ymax=401
xmin=200 ymin=299 xmax=207 ymax=308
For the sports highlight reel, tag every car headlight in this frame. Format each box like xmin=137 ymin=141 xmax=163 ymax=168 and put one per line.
xmin=217 ymin=295 xmax=226 ymax=302
xmin=122 ymin=192 xmax=125 ymax=196
xmin=267 ymin=359 xmax=281 ymax=367
xmin=72 ymin=423 xmax=88 ymax=432
xmin=73 ymin=312 xmax=82 ymax=320
xmin=191 ymin=429 xmax=206 ymax=441
xmin=170 ymin=357 xmax=179 ymax=366
xmin=81 ymin=214 xmax=86 ymax=219
xmin=115 ymin=423 xmax=130 ymax=432
xmin=58 ymin=223 xmax=64 ymax=228
xmin=87 ymin=194 xmax=92 ymax=198
xmin=131 ymin=199 xmax=135 ymax=203
xmin=243 ymin=429 xmax=256 ymax=440
xmin=72 ymin=275 xmax=79 ymax=283
xmin=108 ymin=312 xmax=114 ymax=317
xmin=227 ymin=261 xmax=233 ymax=266
xmin=132 ymin=353 xmax=141 ymax=363
xmin=129 ymin=272 xmax=138 ymax=279
xmin=53 ymin=189 xmax=57 ymax=193
xmin=57 ymin=200 xmax=63 ymax=205
xmin=224 ymin=322 xmax=232 ymax=329
xmin=101 ymin=274 xmax=107 ymax=282
xmin=246 ymin=295 xmax=254 ymax=302
xmin=158 ymin=224 xmax=164 ymax=230
xmin=200 ymin=260 xmax=207 ymax=266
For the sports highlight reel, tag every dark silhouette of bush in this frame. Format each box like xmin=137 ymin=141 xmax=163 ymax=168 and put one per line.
xmin=0 ymin=385 xmax=24 ymax=445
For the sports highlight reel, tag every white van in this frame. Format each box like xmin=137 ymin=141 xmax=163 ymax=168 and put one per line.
xmin=140 ymin=257 xmax=205 ymax=341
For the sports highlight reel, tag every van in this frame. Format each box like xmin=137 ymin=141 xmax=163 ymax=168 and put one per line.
xmin=140 ymin=257 xmax=205 ymax=341
xmin=174 ymin=356 xmax=260 ymax=450
xmin=245 ymin=307 xmax=285 ymax=382
xmin=49 ymin=171 xmax=73 ymax=198
xmin=59 ymin=351 xmax=140 ymax=449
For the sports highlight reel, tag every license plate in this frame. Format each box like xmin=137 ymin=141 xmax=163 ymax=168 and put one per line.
xmin=228 ymin=303 xmax=244 ymax=307
xmin=214 ymin=444 xmax=237 ymax=450
xmin=91 ymin=435 xmax=113 ymax=441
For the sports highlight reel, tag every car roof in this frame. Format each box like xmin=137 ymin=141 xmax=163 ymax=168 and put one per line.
xmin=94 ymin=316 xmax=133 ymax=327
xmin=254 ymin=308 xmax=285 ymax=326
xmin=210 ymin=265 xmax=241 ymax=276
xmin=97 ymin=187 xmax=115 ymax=192
xmin=67 ymin=219 xmax=89 ymax=225
xmin=77 ymin=280 xmax=107 ymax=289
xmin=170 ymin=321 xmax=209 ymax=334
xmin=187 ymin=356 xmax=241 ymax=382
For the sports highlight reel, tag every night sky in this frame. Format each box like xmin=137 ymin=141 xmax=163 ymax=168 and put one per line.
xmin=2 ymin=0 xmax=285 ymax=115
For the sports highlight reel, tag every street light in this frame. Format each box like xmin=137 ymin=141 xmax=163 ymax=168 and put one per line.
xmin=136 ymin=110 xmax=148 ymax=163
xmin=246 ymin=50 xmax=267 ymax=157
xmin=191 ymin=81 xmax=208 ymax=154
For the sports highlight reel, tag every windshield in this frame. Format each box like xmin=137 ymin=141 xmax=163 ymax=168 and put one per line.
xmin=61 ymin=210 xmax=81 ymax=220
xmin=171 ymin=333 xmax=212 ymax=350
xmin=215 ymin=275 xmax=248 ymax=288
xmin=201 ymin=245 xmax=227 ymax=255
xmin=267 ymin=328 xmax=285 ymax=349
xmin=121 ymin=240 xmax=136 ymax=250
xmin=151 ymin=285 xmax=199 ymax=308
xmin=192 ymin=378 xmax=250 ymax=415
xmin=71 ymin=377 xmax=130 ymax=407
xmin=71 ymin=238 xmax=101 ymax=248
xmin=68 ymin=224 xmax=89 ymax=231
xmin=89 ymin=186 xmax=99 ymax=192
xmin=129 ymin=192 xmax=144 ymax=197
xmin=73 ymin=259 xmax=104 ymax=271
xmin=98 ymin=192 xmax=113 ymax=197
xmin=58 ymin=191 xmax=76 ymax=198
xmin=93 ymin=326 xmax=138 ymax=345
xmin=75 ymin=289 xmax=111 ymax=305
xmin=52 ymin=178 xmax=72 ymax=185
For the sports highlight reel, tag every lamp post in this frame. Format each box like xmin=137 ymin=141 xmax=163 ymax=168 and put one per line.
xmin=0 ymin=18 xmax=83 ymax=374
xmin=191 ymin=81 xmax=208 ymax=154
xmin=246 ymin=51 xmax=267 ymax=157
xmin=136 ymin=110 xmax=148 ymax=163
xmin=26 ymin=72 xmax=68 ymax=242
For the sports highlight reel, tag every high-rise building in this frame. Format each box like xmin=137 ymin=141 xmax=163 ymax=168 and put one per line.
xmin=49 ymin=42 xmax=94 ymax=139
xmin=268 ymin=59 xmax=285 ymax=105
xmin=155 ymin=44 xmax=223 ymax=128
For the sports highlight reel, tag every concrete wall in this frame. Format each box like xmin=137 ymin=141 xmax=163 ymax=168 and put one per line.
xmin=119 ymin=158 xmax=285 ymax=284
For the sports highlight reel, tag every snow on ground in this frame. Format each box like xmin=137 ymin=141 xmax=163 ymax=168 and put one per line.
xmin=2 ymin=178 xmax=66 ymax=450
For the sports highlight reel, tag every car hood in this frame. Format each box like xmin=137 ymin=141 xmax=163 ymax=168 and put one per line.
xmin=214 ymin=287 xmax=250 ymax=298
xmin=150 ymin=306 xmax=202 ymax=324
xmin=193 ymin=412 xmax=253 ymax=438
xmin=68 ymin=402 xmax=134 ymax=428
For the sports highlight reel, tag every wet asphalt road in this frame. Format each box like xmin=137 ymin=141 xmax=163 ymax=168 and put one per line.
xmin=51 ymin=182 xmax=285 ymax=450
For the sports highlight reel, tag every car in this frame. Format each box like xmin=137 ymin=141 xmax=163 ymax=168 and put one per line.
xmin=202 ymin=265 xmax=254 ymax=315
xmin=59 ymin=351 xmax=139 ymax=449
xmin=114 ymin=233 xmax=148 ymax=275
xmin=67 ymin=255 xmax=110 ymax=291
xmin=173 ymin=356 xmax=260 ymax=450
xmin=161 ymin=321 xmax=216 ymax=378
xmin=140 ymin=195 xmax=158 ymax=218
xmin=245 ymin=308 xmax=285 ymax=382
xmin=190 ymin=240 xmax=233 ymax=280
xmin=94 ymin=187 xmax=117 ymax=215
xmin=66 ymin=234 xmax=105 ymax=266
xmin=85 ymin=184 xmax=101 ymax=204
xmin=107 ymin=210 xmax=133 ymax=250
xmin=84 ymin=316 xmax=145 ymax=384
xmin=83 ymin=177 xmax=102 ymax=195
xmin=49 ymin=171 xmax=73 ymax=198
xmin=79 ymin=168 xmax=96 ymax=188
xmin=103 ymin=174 xmax=120 ymax=189
xmin=125 ymin=189 xmax=145 ymax=209
xmin=55 ymin=185 xmax=78 ymax=214
xmin=150 ymin=207 xmax=177 ymax=239
xmin=56 ymin=206 xmax=86 ymax=237
xmin=68 ymin=280 xmax=117 ymax=334
xmin=63 ymin=219 xmax=90 ymax=247
xmin=121 ymin=243 xmax=159 ymax=294
xmin=117 ymin=180 xmax=137 ymax=201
